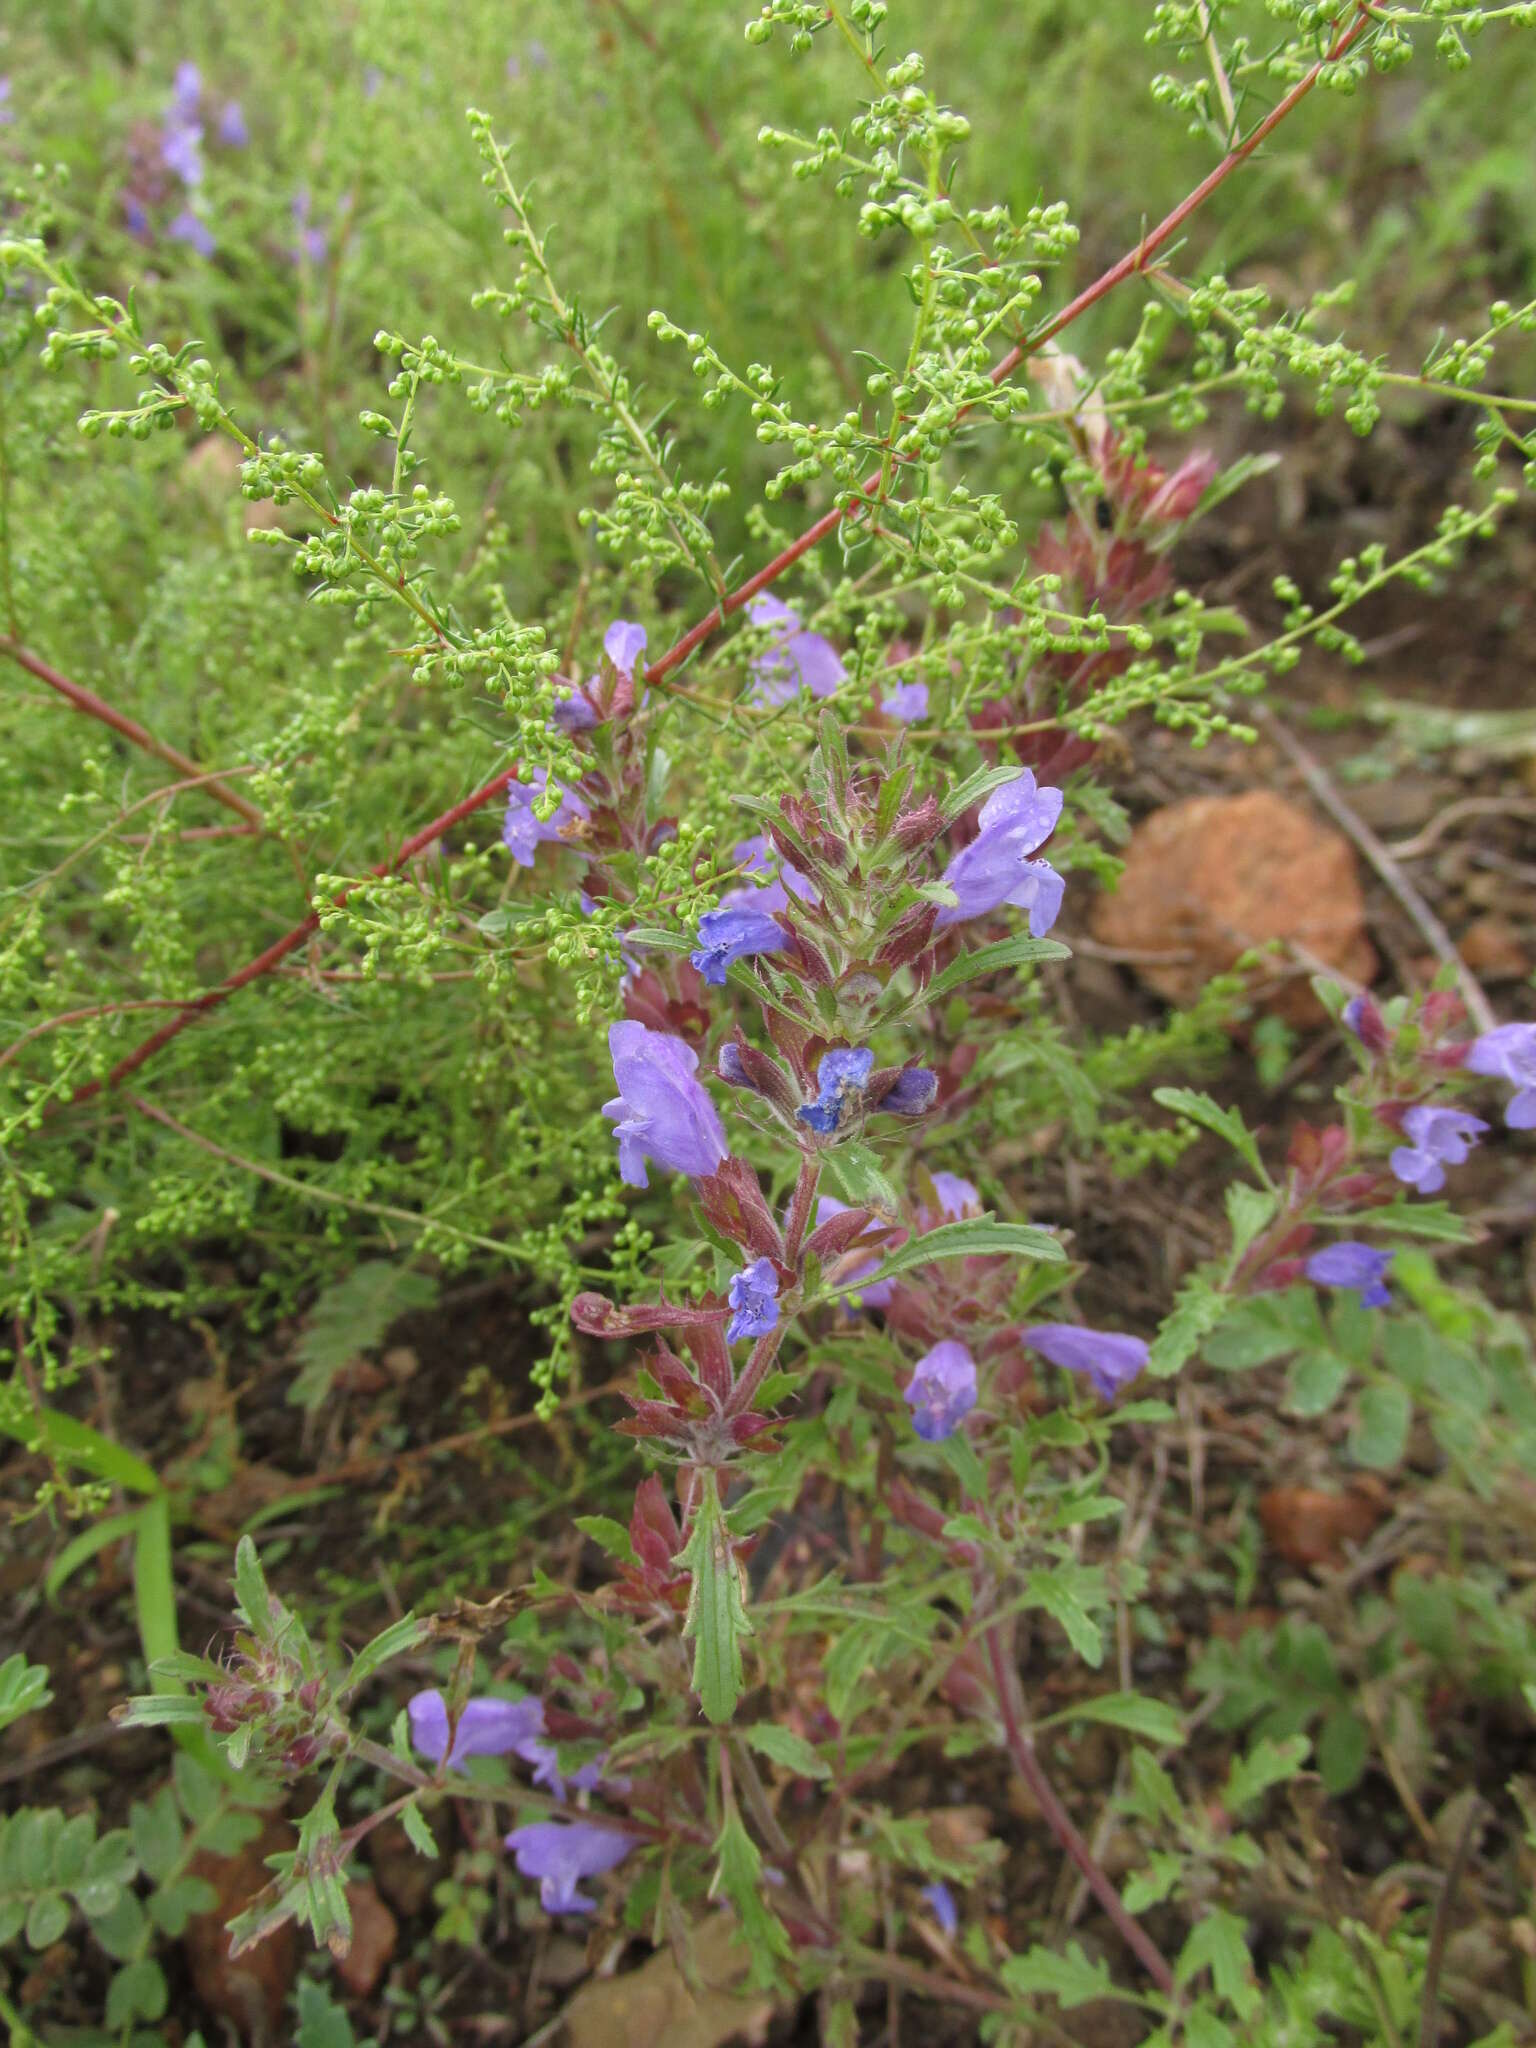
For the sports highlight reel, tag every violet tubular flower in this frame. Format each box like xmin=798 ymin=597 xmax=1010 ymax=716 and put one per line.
xmin=1465 ymin=1022 xmax=1536 ymax=1129
xmin=882 ymin=679 xmax=930 ymax=723
xmin=746 ymin=594 xmax=845 ymax=705
xmin=727 ymin=1258 xmax=779 ymax=1344
xmin=798 ymin=1048 xmax=874 ymax=1135
xmin=1389 ymin=1104 xmax=1488 ymax=1195
xmin=904 ymin=1341 xmax=978 ymax=1442
xmin=1306 ymin=1242 xmax=1393 ymax=1309
xmin=877 ymin=1067 xmax=938 ymax=1117
xmin=690 ymin=902 xmax=786 ymax=986
xmin=217 ymin=100 xmax=249 ymax=147
xmin=167 ymin=208 xmax=216 ymax=257
xmin=934 ymin=770 xmax=1065 ymax=937
xmin=505 ymin=1820 xmax=635 ymax=1915
xmin=603 ymin=619 xmax=648 ymax=676
xmin=407 ymin=1689 xmax=544 ymax=1771
xmin=502 ymin=770 xmax=589 ymax=868
xmin=604 ymin=1022 xmax=728 ymax=1189
xmin=921 ymin=1881 xmax=959 ymax=1937
xmin=1022 ymin=1324 xmax=1149 ymax=1401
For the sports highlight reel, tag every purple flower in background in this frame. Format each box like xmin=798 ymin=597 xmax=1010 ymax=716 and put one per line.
xmin=1465 ymin=1021 xmax=1536 ymax=1129
xmin=922 ymin=1172 xmax=980 ymax=1223
xmin=604 ymin=1022 xmax=729 ymax=1188
xmin=0 ymin=78 xmax=13 ymax=128
xmin=798 ymin=1047 xmax=874 ymax=1135
xmin=291 ymin=186 xmax=329 ymax=264
xmin=217 ymin=100 xmax=249 ymax=147
xmin=160 ymin=119 xmax=205 ymax=187
xmin=879 ymin=1068 xmax=938 ymax=1116
xmin=1389 ymin=1104 xmax=1488 ymax=1194
xmin=1022 ymin=1324 xmax=1148 ymax=1400
xmin=502 ymin=770 xmax=589 ymax=867
xmin=904 ymin=1340 xmax=978 ymax=1442
xmin=815 ymin=1196 xmax=893 ymax=1309
xmin=123 ymin=195 xmax=151 ymax=240
xmin=727 ymin=1257 xmax=780 ymax=1343
xmin=746 ymin=594 xmax=845 ymax=705
xmin=691 ymin=902 xmax=787 ymax=986
xmin=883 ymin=680 xmax=930 ymax=723
xmin=934 ymin=770 xmax=1065 ymax=936
xmin=551 ymin=689 xmax=599 ymax=734
xmin=167 ymin=208 xmax=216 ymax=257
xmin=505 ymin=1820 xmax=634 ymax=1915
xmin=1306 ymin=1242 xmax=1393 ymax=1309
xmin=362 ymin=64 xmax=385 ymax=99
xmin=604 ymin=619 xmax=648 ymax=675
xmin=172 ymin=61 xmax=202 ymax=113
xmin=921 ymin=1881 xmax=959 ymax=1936
xmin=408 ymin=1690 xmax=544 ymax=1770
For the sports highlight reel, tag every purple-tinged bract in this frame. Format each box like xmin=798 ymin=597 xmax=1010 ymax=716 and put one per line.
xmin=879 ymin=1068 xmax=939 ymax=1116
xmin=727 ymin=1257 xmax=780 ymax=1344
xmin=1305 ymin=1242 xmax=1393 ymax=1308
xmin=934 ymin=770 xmax=1065 ymax=936
xmin=1465 ymin=1022 xmax=1536 ymax=1130
xmin=1022 ymin=1323 xmax=1148 ymax=1399
xmin=604 ymin=1022 xmax=729 ymax=1188
xmin=504 ymin=1819 xmax=634 ymax=1914
xmin=904 ymin=1341 xmax=978 ymax=1441
xmin=1389 ymin=1104 xmax=1488 ymax=1194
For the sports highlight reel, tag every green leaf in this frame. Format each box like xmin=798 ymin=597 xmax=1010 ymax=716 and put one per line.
xmin=822 ymin=1138 xmax=903 ymax=1219
xmin=1147 ymin=1274 xmax=1230 ymax=1378
xmin=1153 ymin=1088 xmax=1267 ymax=1182
xmin=289 ymin=1262 xmax=438 ymax=1410
xmin=712 ymin=1810 xmax=791 ymax=1990
xmin=0 ymin=1402 xmax=160 ymax=1495
xmin=1222 ymin=1735 xmax=1310 ymax=1814
xmin=1224 ymin=1183 xmax=1277 ymax=1259
xmin=401 ymin=1802 xmax=438 ymax=1859
xmin=1284 ymin=1350 xmax=1350 ymax=1417
xmin=1048 ymin=1692 xmax=1185 ymax=1746
xmin=865 ymin=1214 xmax=1065 ymax=1288
xmin=0 ymin=1653 xmax=52 ymax=1735
xmin=741 ymin=1724 xmax=830 ymax=1779
xmin=105 ymin=1957 xmax=168 ymax=2029
xmin=1177 ymin=1907 xmax=1260 ymax=2020
xmin=677 ymin=1470 xmax=752 ymax=1725
xmin=130 ymin=1787 xmax=184 ymax=1883
xmin=940 ymin=761 xmax=1032 ymax=824
xmin=89 ymin=1885 xmax=149 ymax=1960
xmin=295 ymin=1978 xmax=359 ymax=2048
xmin=921 ymin=934 xmax=1071 ymax=1002
xmin=1202 ymin=1289 xmax=1324 ymax=1369
xmin=25 ymin=1889 xmax=70 ymax=1950
xmin=613 ymin=925 xmax=693 ymax=954
xmin=1001 ymin=1941 xmax=1121 ymax=2009
xmin=1349 ymin=1383 xmax=1411 ymax=1470
xmin=1025 ymin=1570 xmax=1104 ymax=1666
xmin=574 ymin=1515 xmax=636 ymax=1565
xmin=343 ymin=1614 xmax=427 ymax=1695
xmin=1316 ymin=1707 xmax=1370 ymax=1794
xmin=1347 ymin=1200 xmax=1474 ymax=1242
xmin=149 ymin=1873 xmax=217 ymax=1936
xmin=233 ymin=1535 xmax=275 ymax=1638
xmin=43 ymin=1508 xmax=146 ymax=1602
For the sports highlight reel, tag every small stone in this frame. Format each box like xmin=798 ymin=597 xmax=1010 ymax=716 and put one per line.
xmin=184 ymin=1817 xmax=298 ymax=2041
xmin=1258 ymin=1485 xmax=1383 ymax=1569
xmin=1459 ymin=914 xmax=1529 ymax=982
xmin=334 ymin=1881 xmax=397 ymax=1997
xmin=1090 ymin=791 xmax=1376 ymax=1023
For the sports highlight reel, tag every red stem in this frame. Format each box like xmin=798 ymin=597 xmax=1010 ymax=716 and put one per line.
xmin=43 ymin=9 xmax=1374 ymax=1109
xmin=984 ymin=1625 xmax=1174 ymax=1994
xmin=2 ymin=637 xmax=267 ymax=828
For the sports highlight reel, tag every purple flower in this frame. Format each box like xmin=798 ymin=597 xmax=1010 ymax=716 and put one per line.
xmin=505 ymin=1821 xmax=634 ymax=1915
xmin=1342 ymin=992 xmax=1389 ymax=1053
xmin=502 ymin=770 xmax=589 ymax=867
xmin=0 ymin=78 xmax=13 ymax=128
xmin=921 ymin=1880 xmax=959 ymax=1936
xmin=1465 ymin=1022 xmax=1536 ymax=1130
xmin=879 ymin=1068 xmax=938 ymax=1116
xmin=408 ymin=1689 xmax=544 ymax=1770
xmin=363 ymin=64 xmax=385 ymax=98
xmin=551 ymin=689 xmax=599 ymax=733
xmin=798 ymin=1047 xmax=874 ymax=1135
xmin=123 ymin=195 xmax=151 ymax=240
xmin=603 ymin=620 xmax=648 ymax=676
xmin=727 ymin=1257 xmax=779 ymax=1343
xmin=160 ymin=119 xmax=205 ymax=186
xmin=217 ymin=100 xmax=249 ymax=148
xmin=604 ymin=1022 xmax=729 ymax=1188
xmin=904 ymin=1341 xmax=978 ymax=1441
xmin=815 ymin=1196 xmax=892 ymax=1309
xmin=167 ymin=208 xmax=216 ymax=257
xmin=1305 ymin=1242 xmax=1393 ymax=1309
xmin=291 ymin=186 xmax=329 ymax=264
xmin=922 ymin=1172 xmax=979 ymax=1223
xmin=883 ymin=680 xmax=929 ymax=723
xmin=172 ymin=62 xmax=203 ymax=114
xmin=934 ymin=770 xmax=1064 ymax=936
xmin=691 ymin=902 xmax=786 ymax=986
xmin=1022 ymin=1324 xmax=1149 ymax=1400
xmin=746 ymin=594 xmax=845 ymax=705
xmin=1389 ymin=1104 xmax=1488 ymax=1194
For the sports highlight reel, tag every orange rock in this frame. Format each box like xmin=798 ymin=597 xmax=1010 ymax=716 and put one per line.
xmin=334 ymin=1881 xmax=397 ymax=1997
xmin=184 ymin=1817 xmax=298 ymax=2043
xmin=1459 ymin=914 xmax=1529 ymax=982
xmin=1258 ymin=1485 xmax=1383 ymax=1569
xmin=1090 ymin=791 xmax=1376 ymax=1022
